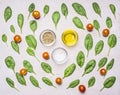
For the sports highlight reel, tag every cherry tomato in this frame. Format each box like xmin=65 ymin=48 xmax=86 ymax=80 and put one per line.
xmin=78 ymin=85 xmax=86 ymax=93
xmin=100 ymin=68 xmax=107 ymax=76
xmin=42 ymin=52 xmax=50 ymax=60
xmin=20 ymin=68 xmax=27 ymax=76
xmin=102 ymin=29 xmax=110 ymax=37
xmin=14 ymin=35 xmax=22 ymax=43
xmin=55 ymin=77 xmax=62 ymax=85
xmin=32 ymin=10 xmax=40 ymax=19
xmin=86 ymin=23 xmax=94 ymax=31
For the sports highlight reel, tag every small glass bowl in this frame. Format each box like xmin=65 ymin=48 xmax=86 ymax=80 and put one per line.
xmin=40 ymin=29 xmax=56 ymax=46
xmin=61 ymin=29 xmax=78 ymax=47
xmin=51 ymin=47 xmax=68 ymax=64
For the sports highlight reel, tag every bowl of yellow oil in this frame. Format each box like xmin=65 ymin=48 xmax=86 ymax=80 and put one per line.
xmin=61 ymin=29 xmax=78 ymax=46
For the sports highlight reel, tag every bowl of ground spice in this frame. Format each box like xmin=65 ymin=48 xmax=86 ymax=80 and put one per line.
xmin=40 ymin=29 xmax=56 ymax=46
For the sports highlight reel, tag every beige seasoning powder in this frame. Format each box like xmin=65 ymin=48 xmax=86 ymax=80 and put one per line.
xmin=42 ymin=32 xmax=55 ymax=44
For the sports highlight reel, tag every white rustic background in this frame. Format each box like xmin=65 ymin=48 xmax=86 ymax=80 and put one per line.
xmin=0 ymin=0 xmax=120 ymax=95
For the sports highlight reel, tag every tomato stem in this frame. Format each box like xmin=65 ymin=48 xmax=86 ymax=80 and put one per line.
xmin=82 ymin=73 xmax=85 ymax=77
xmin=100 ymin=87 xmax=104 ymax=91
xmin=27 ymin=13 xmax=30 ymax=20
xmin=34 ymin=56 xmax=40 ymax=63
xmin=20 ymin=28 xmax=22 ymax=34
xmin=82 ymin=27 xmax=85 ymax=30
xmin=32 ymin=71 xmax=36 ymax=75
xmin=97 ymin=68 xmax=100 ymax=71
xmin=52 ymin=85 xmax=56 ymax=88
xmin=38 ymin=86 xmax=42 ymax=89
xmin=85 ymin=15 xmax=88 ymax=19
xmin=114 ymin=14 xmax=116 ymax=19
xmin=66 ymin=87 xmax=69 ymax=89
xmin=87 ymin=50 xmax=89 ymax=57
xmin=13 ymin=69 xmax=15 ymax=74
xmin=62 ymin=76 xmax=65 ymax=79
xmin=107 ymin=47 xmax=111 ymax=56
xmin=14 ymin=87 xmax=20 ymax=92
xmin=65 ymin=16 xmax=67 ymax=19
xmin=55 ymin=25 xmax=57 ymax=30
xmin=18 ymin=51 xmax=20 ymax=54
xmin=99 ymin=14 xmax=102 ymax=18
xmin=98 ymin=30 xmax=101 ymax=37
xmin=44 ymin=14 xmax=46 ymax=17
xmin=51 ymin=72 xmax=54 ymax=76
xmin=6 ymin=42 xmax=8 ymax=47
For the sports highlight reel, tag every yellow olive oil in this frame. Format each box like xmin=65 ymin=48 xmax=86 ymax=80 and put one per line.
xmin=62 ymin=29 xmax=78 ymax=46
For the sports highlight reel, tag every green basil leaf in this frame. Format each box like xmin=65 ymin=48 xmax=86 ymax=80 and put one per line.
xmin=76 ymin=51 xmax=85 ymax=68
xmin=72 ymin=17 xmax=84 ymax=30
xmin=106 ymin=58 xmax=114 ymax=71
xmin=67 ymin=79 xmax=80 ymax=89
xmin=84 ymin=34 xmax=93 ymax=57
xmin=25 ymin=35 xmax=37 ymax=50
xmin=17 ymin=14 xmax=24 ymax=33
xmin=30 ymin=20 xmax=37 ymax=33
xmin=93 ymin=20 xmax=100 ymax=36
xmin=92 ymin=2 xmax=101 ymax=17
xmin=28 ymin=3 xmax=35 ymax=19
xmin=63 ymin=63 xmax=76 ymax=79
xmin=97 ymin=57 xmax=107 ymax=71
xmin=88 ymin=76 xmax=96 ymax=87
xmin=106 ymin=17 xmax=112 ymax=29
xmin=109 ymin=4 xmax=116 ymax=18
xmin=41 ymin=62 xmax=54 ymax=75
xmin=4 ymin=6 xmax=12 ymax=22
xmin=23 ymin=60 xmax=36 ymax=74
xmin=5 ymin=56 xmax=15 ymax=73
xmin=52 ymin=11 xmax=60 ymax=29
xmin=6 ymin=77 xmax=19 ymax=91
xmin=28 ymin=3 xmax=35 ymax=13
xmin=95 ymin=40 xmax=104 ymax=55
xmin=43 ymin=5 xmax=49 ymax=17
xmin=107 ymin=34 xmax=117 ymax=56
xmin=72 ymin=3 xmax=88 ymax=19
xmin=100 ymin=76 xmax=116 ymax=91
xmin=16 ymin=72 xmax=26 ymax=86
xmin=82 ymin=59 xmax=96 ymax=77
xmin=30 ymin=76 xmax=41 ymax=88
xmin=11 ymin=41 xmax=20 ymax=54
xmin=61 ymin=3 xmax=68 ymax=18
xmin=26 ymin=47 xmax=35 ymax=56
xmin=42 ymin=77 xmax=56 ymax=88
xmin=10 ymin=25 xmax=15 ymax=34
xmin=26 ymin=47 xmax=40 ymax=62
xmin=2 ymin=34 xmax=8 ymax=46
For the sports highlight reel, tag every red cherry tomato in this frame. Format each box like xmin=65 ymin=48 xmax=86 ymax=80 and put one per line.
xmin=100 ymin=68 xmax=107 ymax=76
xmin=32 ymin=10 xmax=40 ymax=19
xmin=20 ymin=68 xmax=27 ymax=76
xmin=14 ymin=35 xmax=22 ymax=43
xmin=78 ymin=85 xmax=86 ymax=93
xmin=55 ymin=77 xmax=62 ymax=85
xmin=42 ymin=52 xmax=50 ymax=60
xmin=86 ymin=23 xmax=94 ymax=31
xmin=102 ymin=29 xmax=110 ymax=37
